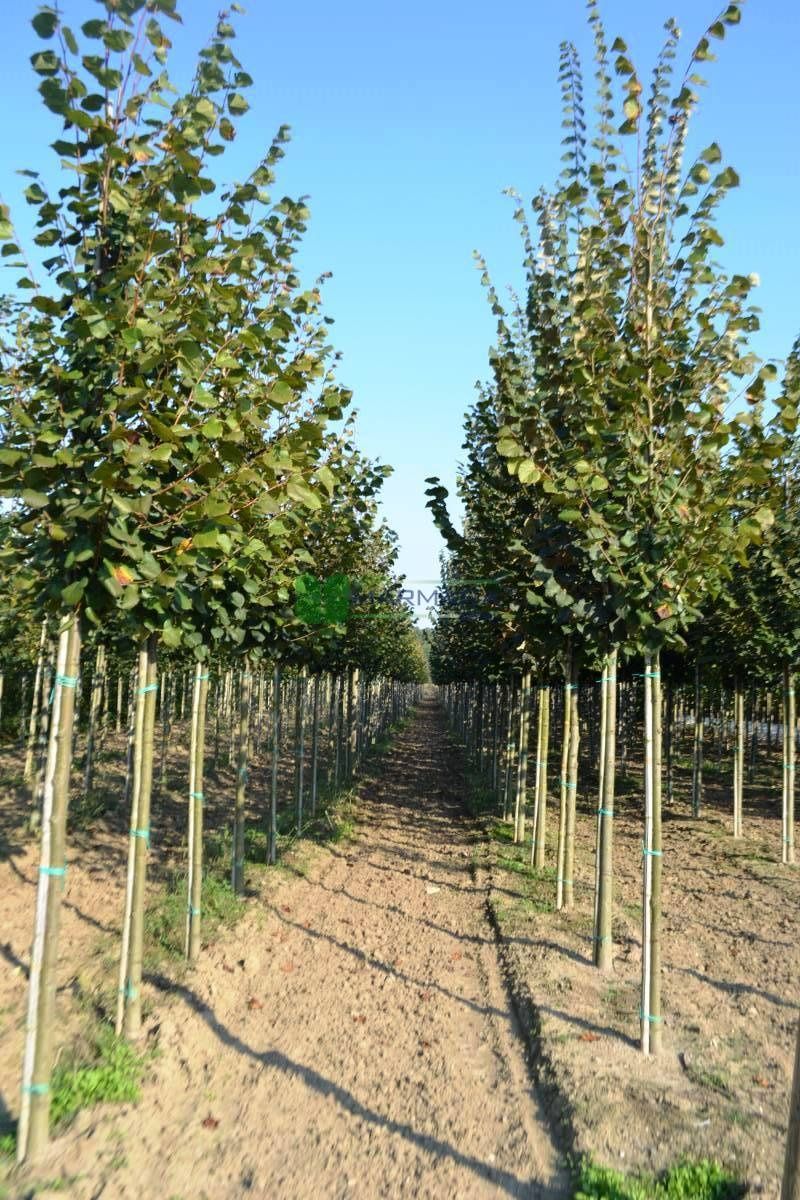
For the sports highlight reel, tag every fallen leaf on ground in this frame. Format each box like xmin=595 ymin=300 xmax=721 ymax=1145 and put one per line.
xmin=202 ymin=1116 xmax=219 ymax=1130
xmin=580 ymin=1033 xmax=600 ymax=1042
xmin=280 ymin=962 xmax=295 ymax=973
xmin=753 ymin=1076 xmax=770 ymax=1087
xmin=353 ymin=1014 xmax=366 ymax=1024
xmin=450 ymin=950 xmax=462 ymax=962
xmin=247 ymin=997 xmax=263 ymax=1010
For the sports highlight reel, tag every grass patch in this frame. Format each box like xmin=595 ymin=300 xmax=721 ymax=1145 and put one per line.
xmin=144 ymin=870 xmax=243 ymax=965
xmin=68 ymin=787 xmax=120 ymax=832
xmin=50 ymin=1025 xmax=148 ymax=1131
xmin=574 ymin=1157 xmax=744 ymax=1200
xmin=685 ymin=1064 xmax=733 ymax=1098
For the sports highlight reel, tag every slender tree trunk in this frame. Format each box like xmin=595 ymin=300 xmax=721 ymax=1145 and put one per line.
xmin=556 ymin=654 xmax=573 ymax=911
xmin=294 ymin=668 xmax=307 ymax=836
xmin=17 ymin=613 xmax=81 ymax=1163
xmin=186 ymin=661 xmax=210 ymax=963
xmin=784 ymin=664 xmax=796 ymax=866
xmin=563 ymin=663 xmax=580 ymax=910
xmin=115 ymin=671 xmax=123 ymax=735
xmin=594 ymin=649 xmax=618 ymax=970
xmin=692 ymin=662 xmax=703 ymax=817
xmin=534 ymin=686 xmax=550 ymax=869
xmin=82 ymin=641 xmax=106 ymax=795
xmin=514 ymin=670 xmax=531 ymax=844
xmin=648 ymin=653 xmax=663 ymax=1054
xmin=232 ymin=668 xmax=252 ymax=895
xmin=310 ymin=674 xmax=320 ymax=817
xmin=269 ymin=666 xmax=281 ymax=864
xmin=117 ymin=634 xmax=158 ymax=1040
xmin=733 ymin=679 xmax=744 ymax=839
xmin=531 ymin=687 xmax=545 ymax=866
xmin=24 ymin=620 xmax=48 ymax=785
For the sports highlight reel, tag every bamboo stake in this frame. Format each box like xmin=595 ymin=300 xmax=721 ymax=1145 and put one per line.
xmin=563 ymin=664 xmax=580 ymax=910
xmin=692 ymin=662 xmax=703 ymax=817
xmin=118 ymin=635 xmax=158 ymax=1040
xmin=733 ymin=679 xmax=744 ymax=839
xmin=784 ymin=665 xmax=796 ymax=865
xmin=232 ymin=668 xmax=252 ymax=895
xmin=82 ymin=642 xmax=105 ymax=795
xmin=24 ymin=620 xmax=48 ymax=784
xmin=514 ymin=670 xmax=531 ymax=845
xmin=648 ymin=653 xmax=663 ymax=1055
xmin=269 ymin=666 xmax=281 ymax=864
xmin=594 ymin=649 xmax=618 ymax=970
xmin=186 ymin=661 xmax=210 ymax=963
xmin=18 ymin=613 xmax=81 ymax=1162
xmin=310 ymin=674 xmax=320 ymax=817
xmin=534 ymin=686 xmax=550 ymax=869
xmin=294 ymin=667 xmax=307 ymax=836
xmin=640 ymin=653 xmax=656 ymax=1055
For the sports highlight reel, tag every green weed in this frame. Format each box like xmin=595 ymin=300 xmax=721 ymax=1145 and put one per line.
xmin=144 ymin=871 xmax=243 ymax=964
xmin=574 ymin=1157 xmax=744 ymax=1200
xmin=50 ymin=1026 xmax=147 ymax=1131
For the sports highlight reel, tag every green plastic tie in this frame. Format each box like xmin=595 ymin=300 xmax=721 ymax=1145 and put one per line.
xmin=188 ymin=905 xmax=201 ymax=917
xmin=597 ymin=807 xmax=613 ymax=817
xmin=24 ymin=1082 xmax=50 ymax=1095
xmin=598 ymin=676 xmax=617 ymax=683
xmin=198 ymin=673 xmax=210 ymax=681
xmin=642 ymin=846 xmax=663 ymax=857
xmin=191 ymin=791 xmax=204 ymax=800
xmin=55 ymin=674 xmax=78 ymax=688
xmin=139 ymin=683 xmax=158 ymax=695
xmin=639 ymin=1010 xmax=663 ymax=1023
xmin=557 ymin=877 xmax=573 ymax=885
xmin=592 ymin=934 xmax=612 ymax=942
xmin=560 ymin=779 xmax=577 ymax=789
xmin=39 ymin=865 xmax=66 ymax=877
xmin=785 ymin=763 xmax=796 ymax=770
xmin=123 ymin=981 xmax=138 ymax=1000
xmin=565 ymin=683 xmax=578 ymax=691
xmin=130 ymin=827 xmax=150 ymax=848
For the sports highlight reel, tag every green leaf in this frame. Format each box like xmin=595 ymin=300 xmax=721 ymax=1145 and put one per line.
xmin=32 ymin=10 xmax=59 ymax=38
xmin=22 ymin=488 xmax=49 ymax=508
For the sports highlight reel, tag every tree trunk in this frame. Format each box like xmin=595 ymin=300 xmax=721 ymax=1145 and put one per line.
xmin=18 ymin=612 xmax=82 ymax=1162
xmin=269 ymin=666 xmax=281 ymax=865
xmin=117 ymin=634 xmax=158 ymax=1040
xmin=232 ymin=668 xmax=252 ymax=895
xmin=186 ymin=661 xmax=210 ymax=963
xmin=514 ymin=670 xmax=531 ymax=844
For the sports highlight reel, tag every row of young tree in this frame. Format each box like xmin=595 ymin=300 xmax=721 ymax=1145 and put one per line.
xmin=0 ymin=0 xmax=425 ymax=1164
xmin=425 ymin=0 xmax=800 ymax=1084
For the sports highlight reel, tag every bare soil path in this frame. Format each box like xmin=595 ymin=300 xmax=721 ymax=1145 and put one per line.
xmin=39 ymin=694 xmax=569 ymax=1200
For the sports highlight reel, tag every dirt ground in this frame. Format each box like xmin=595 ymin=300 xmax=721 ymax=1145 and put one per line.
xmin=483 ymin=725 xmax=799 ymax=1198
xmin=4 ymin=695 xmax=568 ymax=1200
xmin=2 ymin=692 xmax=798 ymax=1198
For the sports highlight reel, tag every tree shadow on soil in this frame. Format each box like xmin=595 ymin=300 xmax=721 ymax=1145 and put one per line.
xmin=266 ymin=903 xmax=510 ymax=1022
xmin=146 ymin=972 xmax=565 ymax=1200
xmin=283 ymin=864 xmax=490 ymax=946
xmin=668 ymin=964 xmax=794 ymax=1010
xmin=537 ymin=1003 xmax=638 ymax=1050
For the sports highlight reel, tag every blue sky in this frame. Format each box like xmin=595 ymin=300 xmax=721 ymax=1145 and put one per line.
xmin=2 ymin=0 xmax=798 ymax=607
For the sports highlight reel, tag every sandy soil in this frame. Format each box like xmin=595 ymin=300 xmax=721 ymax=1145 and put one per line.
xmin=483 ymin=736 xmax=800 ymax=1197
xmin=0 ymin=707 xmax=351 ymax=1155
xmin=6 ymin=697 xmax=569 ymax=1200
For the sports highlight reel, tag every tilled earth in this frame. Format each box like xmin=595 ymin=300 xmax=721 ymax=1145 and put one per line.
xmin=9 ymin=697 xmax=569 ymax=1199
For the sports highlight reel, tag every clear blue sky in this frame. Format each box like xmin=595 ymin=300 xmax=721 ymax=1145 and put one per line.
xmin=2 ymin=0 xmax=798 ymax=604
